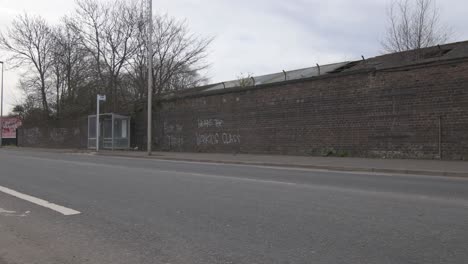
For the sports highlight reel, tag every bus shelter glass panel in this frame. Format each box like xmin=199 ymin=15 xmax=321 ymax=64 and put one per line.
xmin=88 ymin=115 xmax=97 ymax=148
xmin=88 ymin=113 xmax=130 ymax=150
xmin=113 ymin=118 xmax=130 ymax=149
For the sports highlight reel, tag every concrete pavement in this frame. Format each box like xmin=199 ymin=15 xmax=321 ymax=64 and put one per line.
xmin=1 ymin=148 xmax=468 ymax=263
xmin=99 ymin=150 xmax=468 ymax=177
xmin=8 ymin=146 xmax=468 ymax=177
xmin=7 ymin=148 xmax=468 ymax=177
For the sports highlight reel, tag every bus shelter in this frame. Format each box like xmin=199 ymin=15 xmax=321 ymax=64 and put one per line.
xmin=88 ymin=113 xmax=130 ymax=150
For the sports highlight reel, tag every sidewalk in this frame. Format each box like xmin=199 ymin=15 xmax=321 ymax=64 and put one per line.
xmin=94 ymin=149 xmax=468 ymax=178
xmin=6 ymin=147 xmax=468 ymax=178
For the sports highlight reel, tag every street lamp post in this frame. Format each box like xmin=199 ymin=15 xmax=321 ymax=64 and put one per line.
xmin=147 ymin=0 xmax=153 ymax=156
xmin=0 ymin=61 xmax=4 ymax=148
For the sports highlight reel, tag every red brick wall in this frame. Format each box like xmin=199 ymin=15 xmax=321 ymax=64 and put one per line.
xmin=153 ymin=59 xmax=468 ymax=160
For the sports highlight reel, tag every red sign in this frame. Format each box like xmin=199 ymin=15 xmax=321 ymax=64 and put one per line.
xmin=2 ymin=117 xmax=22 ymax=139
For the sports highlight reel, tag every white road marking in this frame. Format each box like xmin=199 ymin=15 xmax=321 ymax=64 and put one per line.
xmin=0 ymin=208 xmax=16 ymax=214
xmin=0 ymin=186 xmax=80 ymax=216
xmin=0 ymin=208 xmax=30 ymax=217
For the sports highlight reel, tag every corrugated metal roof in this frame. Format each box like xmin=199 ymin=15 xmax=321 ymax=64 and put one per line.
xmin=203 ymin=61 xmax=351 ymax=92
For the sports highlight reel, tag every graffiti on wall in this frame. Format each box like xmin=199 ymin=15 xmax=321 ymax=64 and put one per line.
xmin=163 ymin=122 xmax=184 ymax=148
xmin=195 ymin=118 xmax=241 ymax=146
xmin=48 ymin=128 xmax=68 ymax=143
xmin=166 ymin=135 xmax=184 ymax=147
xmin=164 ymin=122 xmax=183 ymax=134
xmin=162 ymin=118 xmax=241 ymax=147
xmin=23 ymin=127 xmax=41 ymax=145
xmin=20 ymin=127 xmax=81 ymax=147
xmin=196 ymin=132 xmax=241 ymax=145
xmin=197 ymin=119 xmax=224 ymax=128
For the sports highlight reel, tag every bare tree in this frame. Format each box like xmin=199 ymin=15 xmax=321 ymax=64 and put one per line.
xmin=128 ymin=14 xmax=211 ymax=102
xmin=382 ymin=0 xmax=452 ymax=53
xmin=51 ymin=19 xmax=94 ymax=117
xmin=50 ymin=43 xmax=64 ymax=117
xmin=152 ymin=15 xmax=211 ymax=97
xmin=1 ymin=0 xmax=212 ymax=121
xmin=125 ymin=9 xmax=149 ymax=102
xmin=70 ymin=0 xmax=140 ymax=112
xmin=0 ymin=13 xmax=55 ymax=115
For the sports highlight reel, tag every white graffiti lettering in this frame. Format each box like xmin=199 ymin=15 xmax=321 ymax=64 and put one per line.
xmin=197 ymin=119 xmax=224 ymax=129
xmin=221 ymin=133 xmax=241 ymax=144
xmin=196 ymin=133 xmax=240 ymax=145
xmin=164 ymin=122 xmax=183 ymax=133
xmin=166 ymin=135 xmax=184 ymax=147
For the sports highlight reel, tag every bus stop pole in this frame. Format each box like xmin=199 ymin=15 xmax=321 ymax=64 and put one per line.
xmin=96 ymin=95 xmax=100 ymax=152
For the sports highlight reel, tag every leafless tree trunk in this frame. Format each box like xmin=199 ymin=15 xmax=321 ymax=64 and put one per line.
xmin=0 ymin=13 xmax=54 ymax=116
xmin=52 ymin=57 xmax=62 ymax=117
xmin=70 ymin=0 xmax=140 ymax=112
xmin=128 ymin=14 xmax=211 ymax=101
xmin=53 ymin=19 xmax=90 ymax=103
xmin=382 ymin=0 xmax=452 ymax=53
xmin=70 ymin=0 xmax=106 ymax=90
xmin=152 ymin=15 xmax=211 ymax=97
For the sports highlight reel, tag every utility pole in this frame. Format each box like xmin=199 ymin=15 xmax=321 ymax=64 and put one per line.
xmin=96 ymin=94 xmax=106 ymax=152
xmin=147 ymin=0 xmax=153 ymax=155
xmin=0 ymin=61 xmax=4 ymax=148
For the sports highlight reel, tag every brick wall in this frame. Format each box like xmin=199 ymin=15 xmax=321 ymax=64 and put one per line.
xmin=17 ymin=118 xmax=88 ymax=149
xmin=151 ymin=59 xmax=468 ymax=160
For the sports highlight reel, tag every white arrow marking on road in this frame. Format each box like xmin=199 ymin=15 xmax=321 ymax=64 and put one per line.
xmin=0 ymin=186 xmax=81 ymax=216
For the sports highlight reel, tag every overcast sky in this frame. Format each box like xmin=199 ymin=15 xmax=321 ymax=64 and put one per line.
xmin=1 ymin=0 xmax=467 ymax=113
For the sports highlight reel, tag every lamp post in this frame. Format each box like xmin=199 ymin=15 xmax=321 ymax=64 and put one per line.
xmin=147 ymin=0 xmax=153 ymax=156
xmin=0 ymin=61 xmax=4 ymax=148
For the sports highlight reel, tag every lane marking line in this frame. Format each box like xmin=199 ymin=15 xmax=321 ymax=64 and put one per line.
xmin=0 ymin=186 xmax=81 ymax=216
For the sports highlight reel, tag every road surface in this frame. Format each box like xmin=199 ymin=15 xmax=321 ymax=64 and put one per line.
xmin=0 ymin=148 xmax=467 ymax=264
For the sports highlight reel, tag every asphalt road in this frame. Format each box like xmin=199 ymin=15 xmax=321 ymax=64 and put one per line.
xmin=0 ymin=149 xmax=467 ymax=264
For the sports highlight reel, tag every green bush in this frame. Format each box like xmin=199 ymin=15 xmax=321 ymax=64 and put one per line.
xmin=316 ymin=148 xmax=350 ymax=157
